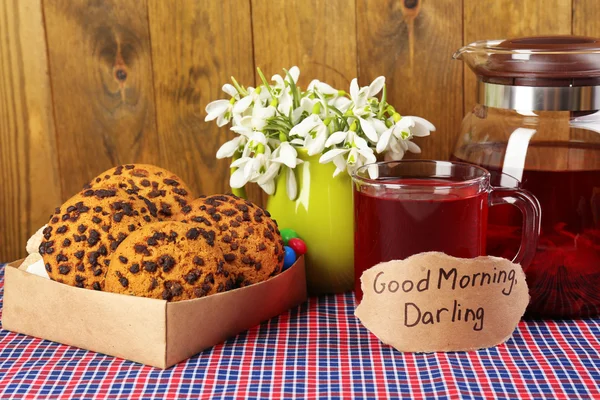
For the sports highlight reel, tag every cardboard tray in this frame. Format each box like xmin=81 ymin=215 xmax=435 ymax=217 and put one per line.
xmin=2 ymin=256 xmax=306 ymax=369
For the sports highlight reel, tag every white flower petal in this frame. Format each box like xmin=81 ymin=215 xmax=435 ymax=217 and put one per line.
xmin=278 ymin=143 xmax=298 ymax=168
xmin=353 ymin=134 xmax=370 ymax=150
xmin=216 ymin=137 xmax=242 ymax=159
xmin=319 ymin=148 xmax=348 ymax=164
xmin=325 ymin=130 xmax=348 ymax=147
xmin=409 ymin=116 xmax=436 ymax=137
xmin=257 ymin=163 xmax=280 ymax=185
xmin=230 ymin=157 xmax=247 ymax=168
xmin=286 ymin=167 xmax=297 ymax=200
xmin=291 ymin=107 xmax=304 ymax=124
xmin=290 ymin=138 xmax=305 ymax=145
xmin=230 ymin=167 xmax=248 ymax=188
xmin=222 ymin=83 xmax=238 ymax=97
xmin=290 ymin=114 xmax=321 ymax=137
xmin=350 ymin=78 xmax=359 ymax=101
xmin=233 ymin=95 xmax=253 ymax=114
xmin=216 ymin=113 xmax=230 ymax=127
xmin=278 ymin=91 xmax=292 ymax=115
xmin=271 ymin=74 xmax=285 ymax=88
xmin=406 ymin=140 xmax=422 ymax=154
xmin=259 ymin=179 xmax=275 ymax=195
xmin=376 ymin=127 xmax=393 ymax=153
xmin=358 ymin=116 xmax=378 ymax=142
xmin=368 ymin=76 xmax=385 ymax=97
xmin=205 ymin=100 xmax=230 ymax=121
xmin=368 ymin=164 xmax=379 ymax=179
xmin=288 ymin=66 xmax=300 ymax=83
xmin=371 ymin=118 xmax=388 ymax=134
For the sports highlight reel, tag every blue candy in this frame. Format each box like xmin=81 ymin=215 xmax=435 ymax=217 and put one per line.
xmin=282 ymin=246 xmax=297 ymax=270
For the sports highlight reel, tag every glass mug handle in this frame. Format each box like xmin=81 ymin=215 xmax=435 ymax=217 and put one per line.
xmin=489 ymin=187 xmax=541 ymax=267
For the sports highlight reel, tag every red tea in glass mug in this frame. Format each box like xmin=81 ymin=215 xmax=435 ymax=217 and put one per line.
xmin=352 ymin=160 xmax=541 ymax=302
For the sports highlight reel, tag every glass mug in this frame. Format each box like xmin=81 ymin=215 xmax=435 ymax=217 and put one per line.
xmin=352 ymin=160 xmax=541 ymax=302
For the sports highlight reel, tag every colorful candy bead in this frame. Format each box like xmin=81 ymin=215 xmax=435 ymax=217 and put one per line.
xmin=280 ymin=228 xmax=299 ymax=245
xmin=283 ymin=246 xmax=297 ymax=270
xmin=288 ymin=238 xmax=307 ymax=255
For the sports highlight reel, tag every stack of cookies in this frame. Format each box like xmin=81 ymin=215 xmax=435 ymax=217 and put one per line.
xmin=38 ymin=164 xmax=285 ymax=301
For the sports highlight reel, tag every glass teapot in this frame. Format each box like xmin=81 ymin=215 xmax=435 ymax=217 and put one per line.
xmin=453 ymin=36 xmax=600 ymax=318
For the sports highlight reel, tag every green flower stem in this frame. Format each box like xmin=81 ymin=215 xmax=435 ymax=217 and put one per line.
xmin=377 ymin=85 xmax=387 ymax=119
xmin=256 ymin=67 xmax=275 ymax=98
xmin=230 ymin=76 xmax=248 ymax=96
xmin=284 ymin=68 xmax=301 ymax=108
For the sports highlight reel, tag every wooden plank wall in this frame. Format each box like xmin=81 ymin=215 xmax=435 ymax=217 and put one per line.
xmin=0 ymin=0 xmax=595 ymax=261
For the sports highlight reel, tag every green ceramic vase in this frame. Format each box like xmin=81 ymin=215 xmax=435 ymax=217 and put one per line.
xmin=265 ymin=150 xmax=354 ymax=295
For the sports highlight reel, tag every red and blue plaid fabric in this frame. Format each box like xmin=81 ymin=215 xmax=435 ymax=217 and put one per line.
xmin=0 ymin=264 xmax=599 ymax=399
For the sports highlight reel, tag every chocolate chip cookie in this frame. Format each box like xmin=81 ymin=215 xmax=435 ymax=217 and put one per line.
xmin=175 ymin=194 xmax=285 ymax=287
xmin=39 ymin=188 xmax=160 ymax=290
xmin=85 ymin=164 xmax=194 ymax=219
xmin=105 ymin=221 xmax=235 ymax=301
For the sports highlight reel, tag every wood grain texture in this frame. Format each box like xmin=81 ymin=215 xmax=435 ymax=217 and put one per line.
xmin=147 ymin=0 xmax=262 ymax=204
xmin=357 ymin=0 xmax=463 ymax=160
xmin=251 ymin=0 xmax=357 ymax=91
xmin=43 ymin=0 xmax=159 ymax=198
xmin=573 ymin=0 xmax=600 ymax=36
xmin=463 ymin=0 xmax=572 ymax=112
xmin=0 ymin=0 xmax=62 ymax=261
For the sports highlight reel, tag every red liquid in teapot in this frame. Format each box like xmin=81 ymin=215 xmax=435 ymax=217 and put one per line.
xmin=454 ymin=142 xmax=600 ymax=318
xmin=354 ymin=179 xmax=488 ymax=302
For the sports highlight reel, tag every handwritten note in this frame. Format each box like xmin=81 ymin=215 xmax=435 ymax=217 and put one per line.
xmin=354 ymin=252 xmax=529 ymax=352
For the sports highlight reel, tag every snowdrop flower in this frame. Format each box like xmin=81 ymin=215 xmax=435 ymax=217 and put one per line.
xmin=376 ymin=116 xmax=436 ymax=160
xmin=216 ymin=135 xmax=246 ymax=159
xmin=289 ymin=114 xmax=328 ymax=156
xmin=319 ymin=130 xmax=377 ymax=178
xmin=232 ymin=86 xmax=270 ymax=116
xmin=204 ymin=84 xmax=240 ymax=127
xmin=230 ymin=134 xmax=273 ymax=192
xmin=347 ymin=76 xmax=385 ymax=116
xmin=258 ymin=142 xmax=303 ymax=200
xmin=230 ymin=102 xmax=276 ymax=136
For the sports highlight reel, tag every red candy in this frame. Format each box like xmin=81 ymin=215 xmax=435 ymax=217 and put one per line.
xmin=288 ymin=238 xmax=307 ymax=255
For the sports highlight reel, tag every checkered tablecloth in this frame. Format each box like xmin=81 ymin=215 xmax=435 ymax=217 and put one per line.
xmin=0 ymin=264 xmax=599 ymax=399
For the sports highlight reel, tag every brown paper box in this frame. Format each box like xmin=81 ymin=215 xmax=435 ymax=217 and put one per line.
xmin=2 ymin=256 xmax=306 ymax=369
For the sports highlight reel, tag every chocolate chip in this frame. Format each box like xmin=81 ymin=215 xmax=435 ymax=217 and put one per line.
xmin=94 ymin=268 xmax=103 ymax=276
xmin=217 ymin=283 xmax=225 ymax=293
xmin=150 ymin=278 xmax=158 ymax=290
xmin=222 ymin=235 xmax=232 ymax=244
xmin=193 ymin=256 xmax=204 ymax=266
xmin=94 ymin=206 xmax=103 ymax=212
xmin=242 ymin=212 xmax=251 ymax=222
xmin=54 ymin=207 xmax=62 ymax=215
xmin=235 ymin=204 xmax=249 ymax=212
xmin=45 ymin=263 xmax=51 ymax=272
xmin=128 ymin=224 xmax=136 ymax=232
xmin=118 ymin=256 xmax=128 ymax=264
xmin=87 ymin=229 xmax=100 ymax=246
xmin=93 ymin=282 xmax=101 ymax=291
xmin=74 ymin=250 xmax=85 ymax=260
xmin=56 ymin=254 xmax=68 ymax=262
xmin=211 ymin=213 xmax=222 ymax=222
xmin=63 ymin=238 xmax=72 ymax=247
xmin=246 ymin=227 xmax=254 ymax=235
xmin=134 ymin=244 xmax=149 ymax=255
xmin=173 ymin=188 xmax=188 ymax=196
xmin=102 ymin=225 xmax=110 ymax=232
xmin=76 ymin=224 xmax=86 ymax=234
xmin=242 ymin=256 xmax=253 ymax=265
xmin=113 ymin=212 xmax=123 ymax=222
xmin=258 ymin=243 xmax=266 ymax=251
xmin=75 ymin=275 xmax=85 ymax=283
xmin=264 ymin=230 xmax=274 ymax=240
xmin=159 ymin=203 xmax=172 ymax=217
xmin=144 ymin=261 xmax=157 ymax=272
xmin=43 ymin=233 xmax=51 ymax=240
xmin=224 ymin=253 xmax=236 ymax=262
xmin=147 ymin=237 xmax=158 ymax=246
xmin=143 ymin=215 xmax=152 ymax=222
xmin=240 ymin=246 xmax=248 ymax=254
xmin=58 ymin=265 xmax=70 ymax=274
xmin=92 ymin=216 xmax=102 ymax=224
xmin=82 ymin=189 xmax=94 ymax=197
xmin=125 ymin=164 xmax=135 ymax=170
xmin=163 ymin=178 xmax=179 ymax=186
xmin=186 ymin=228 xmax=200 ymax=240
xmin=191 ymin=216 xmax=211 ymax=226
xmin=46 ymin=247 xmax=55 ymax=254
xmin=95 ymin=189 xmax=117 ymax=198
xmin=98 ymin=245 xmax=107 ymax=256
xmin=77 ymin=264 xmax=84 ymax=272
xmin=62 ymin=214 xmax=70 ymax=221
xmin=231 ymin=243 xmax=239 ymax=251
xmin=88 ymin=252 xmax=99 ymax=266
xmin=230 ymin=220 xmax=240 ymax=228
xmin=113 ymin=166 xmax=124 ymax=175
xmin=104 ymin=259 xmax=110 ymax=266
xmin=129 ymin=263 xmax=140 ymax=273
xmin=181 ymin=205 xmax=192 ymax=214
xmin=223 ymin=209 xmax=236 ymax=217
xmin=205 ymin=273 xmax=214 ymax=284
xmin=158 ymin=255 xmax=176 ymax=272
xmin=56 ymin=225 xmax=67 ymax=234
xmin=119 ymin=277 xmax=129 ymax=288
xmin=255 ymin=262 xmax=262 ymax=271
xmin=140 ymin=179 xmax=151 ymax=187
xmin=51 ymin=217 xmax=59 ymax=224
xmin=185 ymin=270 xmax=200 ymax=284
xmin=161 ymin=290 xmax=172 ymax=301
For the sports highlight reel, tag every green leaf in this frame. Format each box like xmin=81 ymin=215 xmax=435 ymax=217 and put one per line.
xmin=283 ymin=68 xmax=300 ymax=109
xmin=256 ymin=67 xmax=275 ymax=98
